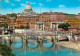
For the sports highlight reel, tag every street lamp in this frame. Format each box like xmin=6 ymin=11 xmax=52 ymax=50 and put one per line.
xmin=2 ymin=26 xmax=5 ymax=35
xmin=54 ymin=31 xmax=58 ymax=42
xmin=12 ymin=17 xmax=15 ymax=33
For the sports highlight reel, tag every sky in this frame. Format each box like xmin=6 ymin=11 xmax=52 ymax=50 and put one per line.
xmin=0 ymin=0 xmax=80 ymax=15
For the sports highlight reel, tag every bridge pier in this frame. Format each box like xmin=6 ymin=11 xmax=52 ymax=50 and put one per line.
xmin=22 ymin=36 xmax=27 ymax=43
xmin=53 ymin=36 xmax=57 ymax=42
xmin=23 ymin=39 xmax=26 ymax=43
xmin=51 ymin=36 xmax=54 ymax=42
xmin=6 ymin=36 xmax=12 ymax=43
xmin=6 ymin=40 xmax=11 ymax=47
xmin=2 ymin=37 xmax=5 ymax=43
xmin=23 ymin=41 xmax=27 ymax=49
xmin=38 ymin=36 xmax=43 ymax=43
xmin=6 ymin=37 xmax=11 ymax=47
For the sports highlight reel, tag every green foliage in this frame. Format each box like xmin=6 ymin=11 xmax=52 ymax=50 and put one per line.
xmin=0 ymin=23 xmax=8 ymax=28
xmin=7 ymin=13 xmax=17 ymax=19
xmin=0 ymin=43 xmax=15 ymax=56
xmin=0 ymin=16 xmax=7 ymax=19
xmin=58 ymin=23 xmax=71 ymax=31
xmin=25 ymin=25 xmax=30 ymax=29
xmin=20 ymin=25 xmax=25 ymax=29
xmin=20 ymin=25 xmax=30 ymax=29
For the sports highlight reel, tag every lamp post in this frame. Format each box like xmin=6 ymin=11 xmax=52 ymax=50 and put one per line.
xmin=8 ymin=19 xmax=10 ymax=29
xmin=8 ymin=23 xmax=9 ymax=29
xmin=12 ymin=17 xmax=15 ymax=33
xmin=2 ymin=26 xmax=5 ymax=35
xmin=2 ymin=26 xmax=5 ymax=43
xmin=54 ymin=31 xmax=58 ymax=42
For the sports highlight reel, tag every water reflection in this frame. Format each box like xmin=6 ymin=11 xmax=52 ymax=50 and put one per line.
xmin=28 ymin=37 xmax=38 ymax=48
xmin=12 ymin=42 xmax=23 ymax=49
xmin=1 ymin=41 xmax=7 ymax=45
xmin=43 ymin=38 xmax=53 ymax=48
xmin=1 ymin=39 xmax=80 ymax=56
xmin=43 ymin=42 xmax=53 ymax=48
xmin=28 ymin=42 xmax=38 ymax=49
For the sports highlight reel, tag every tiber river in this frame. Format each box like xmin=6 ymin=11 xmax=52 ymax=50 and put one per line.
xmin=1 ymin=37 xmax=80 ymax=56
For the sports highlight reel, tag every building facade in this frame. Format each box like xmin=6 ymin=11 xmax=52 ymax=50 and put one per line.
xmin=0 ymin=2 xmax=80 ymax=34
xmin=16 ymin=2 xmax=39 ymax=29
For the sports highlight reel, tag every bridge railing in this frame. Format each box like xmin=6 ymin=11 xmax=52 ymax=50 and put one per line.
xmin=0 ymin=34 xmax=10 ymax=37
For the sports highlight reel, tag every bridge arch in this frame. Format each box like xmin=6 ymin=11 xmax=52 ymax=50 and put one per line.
xmin=11 ymin=42 xmax=26 ymax=51
xmin=57 ymin=35 xmax=72 ymax=42
xmin=11 ymin=37 xmax=23 ymax=43
xmin=43 ymin=36 xmax=54 ymax=42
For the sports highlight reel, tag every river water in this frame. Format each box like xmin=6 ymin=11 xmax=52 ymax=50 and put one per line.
xmin=1 ymin=39 xmax=80 ymax=56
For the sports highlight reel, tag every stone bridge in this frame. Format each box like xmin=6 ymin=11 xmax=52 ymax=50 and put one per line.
xmin=2 ymin=34 xmax=56 ymax=43
xmin=1 ymin=31 xmax=72 ymax=43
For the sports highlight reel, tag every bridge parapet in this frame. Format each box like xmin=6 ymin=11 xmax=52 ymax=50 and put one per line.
xmin=0 ymin=34 xmax=10 ymax=37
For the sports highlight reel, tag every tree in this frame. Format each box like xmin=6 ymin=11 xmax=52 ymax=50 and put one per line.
xmin=25 ymin=25 xmax=30 ymax=29
xmin=20 ymin=25 xmax=24 ymax=29
xmin=0 ymin=23 xmax=8 ymax=28
xmin=58 ymin=23 xmax=71 ymax=31
xmin=0 ymin=43 xmax=15 ymax=56
xmin=0 ymin=16 xmax=7 ymax=19
xmin=7 ymin=13 xmax=17 ymax=19
xmin=4 ymin=23 xmax=8 ymax=28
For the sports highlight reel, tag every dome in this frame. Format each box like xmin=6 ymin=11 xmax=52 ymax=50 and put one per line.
xmin=25 ymin=2 xmax=32 ymax=10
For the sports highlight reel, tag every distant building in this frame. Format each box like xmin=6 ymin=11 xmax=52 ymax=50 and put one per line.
xmin=17 ymin=2 xmax=39 ymax=16
xmin=64 ymin=19 xmax=80 ymax=29
xmin=78 ymin=13 xmax=80 ymax=15
xmin=16 ymin=2 xmax=39 ymax=29
xmin=0 ymin=2 xmax=80 ymax=33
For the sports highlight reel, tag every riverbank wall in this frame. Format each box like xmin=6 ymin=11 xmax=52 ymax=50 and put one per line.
xmin=56 ymin=41 xmax=80 ymax=51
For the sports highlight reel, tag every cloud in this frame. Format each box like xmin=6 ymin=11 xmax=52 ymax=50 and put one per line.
xmin=5 ymin=0 xmax=9 ymax=3
xmin=11 ymin=4 xmax=15 ymax=6
xmin=59 ymin=5 xmax=66 ymax=8
xmin=21 ymin=3 xmax=26 ymax=6
xmin=30 ymin=2 xmax=36 ymax=4
xmin=46 ymin=0 xmax=51 ymax=2
xmin=15 ymin=0 xmax=21 ymax=1
xmin=39 ymin=3 xmax=43 ymax=6
xmin=26 ymin=1 xmax=36 ymax=4
xmin=33 ymin=7 xmax=80 ymax=14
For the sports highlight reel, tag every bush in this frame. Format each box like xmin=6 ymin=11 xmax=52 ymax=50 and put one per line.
xmin=20 ymin=25 xmax=25 ymax=29
xmin=0 ymin=16 xmax=7 ymax=19
xmin=0 ymin=23 xmax=8 ymax=28
xmin=25 ymin=26 xmax=30 ymax=29
xmin=58 ymin=23 xmax=71 ymax=31
xmin=7 ymin=13 xmax=17 ymax=19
